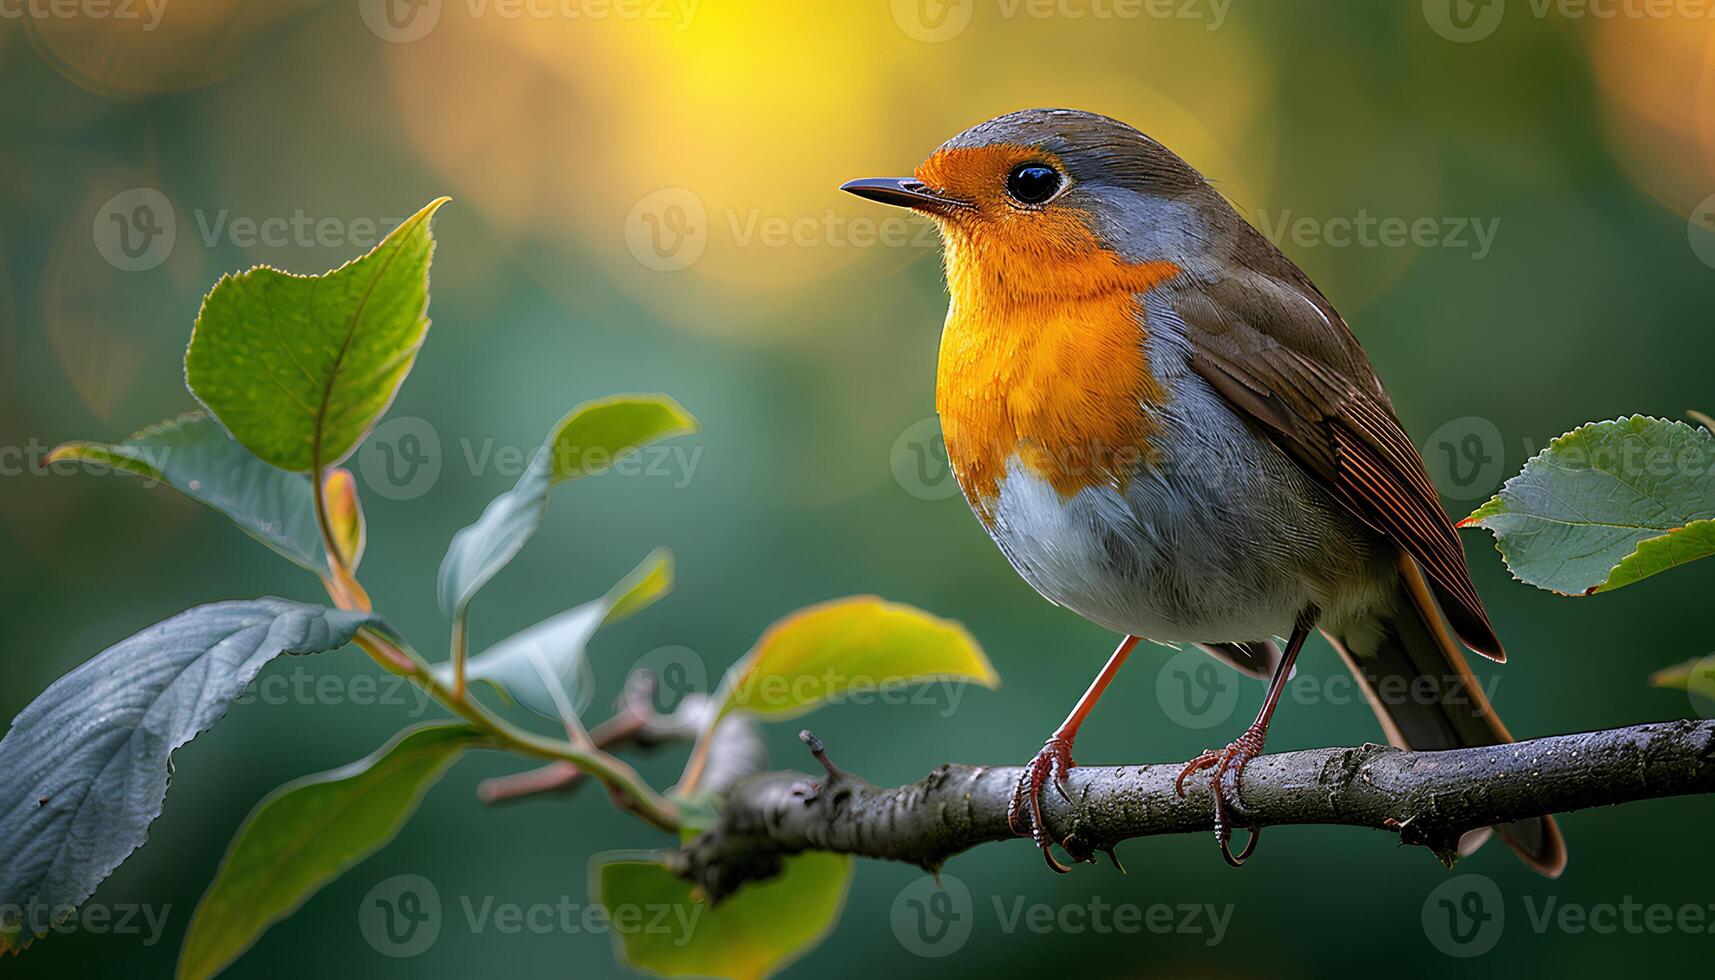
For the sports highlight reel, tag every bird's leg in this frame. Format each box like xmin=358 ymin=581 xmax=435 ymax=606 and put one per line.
xmin=1009 ymin=635 xmax=1140 ymax=873
xmin=1175 ymin=607 xmax=1319 ymax=867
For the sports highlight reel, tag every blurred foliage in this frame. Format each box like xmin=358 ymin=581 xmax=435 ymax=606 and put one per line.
xmin=4 ymin=1 xmax=1715 ymax=978
xmin=596 ymin=851 xmax=851 ymax=980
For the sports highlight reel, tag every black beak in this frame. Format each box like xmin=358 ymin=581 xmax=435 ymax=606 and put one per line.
xmin=840 ymin=177 xmax=964 ymax=211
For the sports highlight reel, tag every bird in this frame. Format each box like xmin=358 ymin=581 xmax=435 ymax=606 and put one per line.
xmin=841 ymin=108 xmax=1565 ymax=876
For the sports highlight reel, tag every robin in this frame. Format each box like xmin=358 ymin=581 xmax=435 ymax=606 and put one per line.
xmin=842 ymin=108 xmax=1565 ymax=876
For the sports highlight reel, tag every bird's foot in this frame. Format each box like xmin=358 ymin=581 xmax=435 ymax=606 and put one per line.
xmin=1175 ymin=726 xmax=1267 ymax=868
xmin=1007 ymin=735 xmax=1086 ymax=873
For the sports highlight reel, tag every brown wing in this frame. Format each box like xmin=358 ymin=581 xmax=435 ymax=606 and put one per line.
xmin=1170 ymin=272 xmax=1505 ymax=661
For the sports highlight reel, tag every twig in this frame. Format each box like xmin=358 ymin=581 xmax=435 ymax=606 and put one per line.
xmin=672 ymin=719 xmax=1715 ymax=902
xmin=479 ymin=674 xmax=695 ymax=804
xmin=350 ymin=628 xmax=683 ymax=831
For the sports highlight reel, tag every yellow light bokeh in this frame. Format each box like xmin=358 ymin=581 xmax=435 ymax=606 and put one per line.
xmin=381 ymin=1 xmax=1276 ymax=338
xmin=1587 ymin=14 xmax=1715 ymax=216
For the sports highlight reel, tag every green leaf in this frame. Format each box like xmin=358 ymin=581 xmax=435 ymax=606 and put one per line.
xmin=1462 ymin=416 xmax=1715 ymax=595
xmin=0 ymin=600 xmax=378 ymax=953
xmin=1596 ymin=521 xmax=1715 ymax=592
xmin=436 ymin=395 xmax=697 ymax=618
xmin=177 ymin=724 xmax=487 ymax=980
xmin=48 ymin=413 xmax=331 ymax=574
xmin=594 ymin=851 xmax=850 ymax=980
xmin=184 ymin=198 xmax=448 ymax=473
xmin=1649 ymin=655 xmax=1715 ymax=708
xmin=602 ymin=546 xmax=675 ymax=627
xmin=714 ymin=596 xmax=996 ymax=721
xmin=433 ymin=549 xmax=672 ymax=721
xmin=538 ymin=394 xmax=701 ymax=482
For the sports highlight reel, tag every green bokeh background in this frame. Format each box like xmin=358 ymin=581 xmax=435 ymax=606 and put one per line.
xmin=4 ymin=1 xmax=1714 ymax=977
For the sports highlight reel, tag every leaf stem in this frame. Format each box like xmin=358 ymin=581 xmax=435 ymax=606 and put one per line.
xmin=677 ymin=727 xmax=714 ymax=797
xmin=316 ymin=551 xmax=677 ymax=831
xmin=306 ymin=454 xmax=678 ymax=829
xmin=309 ymin=463 xmax=369 ymax=612
xmin=481 ymin=672 xmax=691 ymax=804
xmin=675 ymin=669 xmax=736 ymax=796
xmin=351 ymin=628 xmax=681 ymax=832
xmin=450 ymin=614 xmax=469 ymax=702
xmin=479 ymin=710 xmax=652 ymax=803
xmin=310 ymin=465 xmax=344 ymax=577
xmin=676 ymin=706 xmax=728 ymax=797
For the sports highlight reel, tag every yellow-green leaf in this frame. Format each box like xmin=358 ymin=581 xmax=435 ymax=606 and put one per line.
xmin=543 ymin=393 xmax=699 ymax=483
xmin=594 ymin=851 xmax=850 ymax=980
xmin=717 ymin=597 xmax=996 ymax=720
xmin=184 ymin=198 xmax=448 ymax=472
xmin=322 ymin=468 xmax=366 ymax=571
xmin=603 ymin=547 xmax=674 ymax=627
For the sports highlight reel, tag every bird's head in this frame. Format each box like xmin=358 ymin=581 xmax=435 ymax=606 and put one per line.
xmin=842 ymin=108 xmax=1221 ymax=305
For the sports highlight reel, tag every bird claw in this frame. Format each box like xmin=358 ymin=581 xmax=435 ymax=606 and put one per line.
xmin=1100 ymin=846 xmax=1126 ymax=874
xmin=1051 ymin=772 xmax=1074 ymax=805
xmin=1175 ymin=727 xmax=1267 ymax=867
xmin=1008 ymin=736 xmax=1083 ymax=874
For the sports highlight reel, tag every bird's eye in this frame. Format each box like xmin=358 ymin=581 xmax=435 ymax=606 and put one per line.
xmin=1005 ymin=163 xmax=1061 ymax=205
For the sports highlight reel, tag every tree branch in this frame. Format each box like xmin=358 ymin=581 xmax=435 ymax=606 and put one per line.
xmin=673 ymin=719 xmax=1715 ymax=901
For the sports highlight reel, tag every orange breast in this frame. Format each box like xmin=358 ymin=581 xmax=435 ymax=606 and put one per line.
xmin=932 ymin=220 xmax=1180 ymax=523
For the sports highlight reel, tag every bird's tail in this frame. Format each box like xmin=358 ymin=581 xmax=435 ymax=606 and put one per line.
xmin=1326 ymin=557 xmax=1567 ymax=878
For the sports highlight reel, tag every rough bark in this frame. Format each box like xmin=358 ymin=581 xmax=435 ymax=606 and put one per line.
xmin=671 ymin=720 xmax=1715 ymax=901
